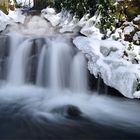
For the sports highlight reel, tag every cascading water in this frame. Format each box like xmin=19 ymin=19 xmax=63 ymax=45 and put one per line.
xmin=36 ymin=45 xmax=47 ymax=86
xmin=46 ymin=38 xmax=74 ymax=89
xmin=0 ymin=14 xmax=140 ymax=139
xmin=36 ymin=37 xmax=75 ymax=89
xmin=4 ymin=33 xmax=88 ymax=91
xmin=70 ymin=52 xmax=88 ymax=92
xmin=8 ymin=39 xmax=32 ymax=85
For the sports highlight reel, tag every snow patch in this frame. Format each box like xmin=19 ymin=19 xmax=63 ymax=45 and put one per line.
xmin=133 ymin=15 xmax=140 ymax=22
xmin=124 ymin=26 xmax=135 ymax=35
xmin=133 ymin=31 xmax=140 ymax=41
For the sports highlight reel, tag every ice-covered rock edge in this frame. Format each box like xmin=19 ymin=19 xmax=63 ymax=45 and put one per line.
xmin=0 ymin=9 xmax=25 ymax=32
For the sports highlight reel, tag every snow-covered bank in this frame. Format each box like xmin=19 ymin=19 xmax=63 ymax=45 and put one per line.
xmin=73 ymin=37 xmax=140 ymax=98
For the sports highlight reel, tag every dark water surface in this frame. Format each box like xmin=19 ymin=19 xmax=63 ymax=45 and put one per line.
xmin=0 ymin=98 xmax=140 ymax=140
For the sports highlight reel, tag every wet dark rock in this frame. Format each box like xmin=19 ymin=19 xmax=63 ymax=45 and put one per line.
xmin=0 ymin=35 xmax=10 ymax=80
xmin=26 ymin=55 xmax=38 ymax=84
xmin=88 ymin=72 xmax=124 ymax=97
xmin=51 ymin=105 xmax=82 ymax=119
xmin=31 ymin=38 xmax=46 ymax=55
xmin=66 ymin=105 xmax=82 ymax=118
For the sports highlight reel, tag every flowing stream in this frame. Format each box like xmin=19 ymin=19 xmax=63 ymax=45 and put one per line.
xmin=0 ymin=16 xmax=140 ymax=139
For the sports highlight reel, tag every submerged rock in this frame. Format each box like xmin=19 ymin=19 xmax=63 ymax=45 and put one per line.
xmin=66 ymin=105 xmax=82 ymax=118
xmin=51 ymin=105 xmax=82 ymax=118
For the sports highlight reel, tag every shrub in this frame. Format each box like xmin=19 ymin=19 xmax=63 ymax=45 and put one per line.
xmin=0 ymin=4 xmax=8 ymax=14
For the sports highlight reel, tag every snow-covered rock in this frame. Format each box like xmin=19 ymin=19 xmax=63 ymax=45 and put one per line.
xmin=133 ymin=31 xmax=140 ymax=44
xmin=57 ymin=12 xmax=82 ymax=34
xmin=133 ymin=15 xmax=140 ymax=27
xmin=42 ymin=13 xmax=61 ymax=27
xmin=41 ymin=8 xmax=89 ymax=34
xmin=41 ymin=8 xmax=60 ymax=27
xmin=0 ymin=11 xmax=10 ymax=32
xmin=0 ymin=9 xmax=26 ymax=32
xmin=123 ymin=26 xmax=135 ymax=35
xmin=8 ymin=9 xmax=25 ymax=24
xmin=80 ymin=16 xmax=103 ymax=39
xmin=73 ymin=36 xmax=140 ymax=98
xmin=59 ymin=16 xmax=80 ymax=33
xmin=42 ymin=7 xmax=56 ymax=15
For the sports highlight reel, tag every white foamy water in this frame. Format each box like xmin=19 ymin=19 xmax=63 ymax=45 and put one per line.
xmin=0 ymin=85 xmax=140 ymax=132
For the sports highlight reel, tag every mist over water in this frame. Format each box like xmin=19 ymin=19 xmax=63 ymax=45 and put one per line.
xmin=0 ymin=16 xmax=140 ymax=139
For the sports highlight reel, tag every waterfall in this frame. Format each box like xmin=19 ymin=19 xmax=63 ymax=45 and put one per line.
xmin=47 ymin=38 xmax=73 ymax=89
xmin=7 ymin=32 xmax=24 ymax=81
xmin=36 ymin=37 xmax=87 ymax=90
xmin=70 ymin=52 xmax=88 ymax=92
xmin=4 ymin=34 xmax=88 ymax=91
xmin=8 ymin=39 xmax=33 ymax=85
xmin=36 ymin=45 xmax=47 ymax=86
